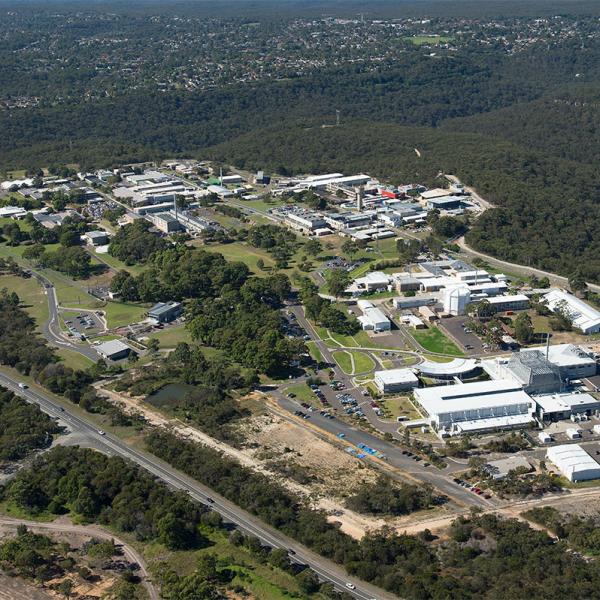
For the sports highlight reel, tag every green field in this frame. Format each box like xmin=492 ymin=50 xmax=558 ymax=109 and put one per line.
xmin=0 ymin=273 xmax=49 ymax=326
xmin=202 ymin=241 xmax=276 ymax=276
xmin=381 ymin=396 xmax=421 ymax=420
xmin=352 ymin=351 xmax=376 ymax=374
xmin=55 ymin=347 xmax=95 ymax=371
xmin=90 ymin=248 xmax=145 ymax=275
xmin=147 ymin=324 xmax=191 ymax=348
xmin=305 ymin=340 xmax=324 ymax=363
xmin=284 ymin=382 xmax=317 ymax=404
xmin=408 ymin=35 xmax=454 ymax=45
xmin=103 ymin=300 xmax=148 ymax=328
xmin=412 ymin=327 xmax=464 ymax=356
xmin=332 ymin=350 xmax=353 ymax=374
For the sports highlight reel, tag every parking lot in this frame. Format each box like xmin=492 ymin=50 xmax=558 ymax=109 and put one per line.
xmin=440 ymin=316 xmax=488 ymax=355
xmin=62 ymin=310 xmax=104 ymax=337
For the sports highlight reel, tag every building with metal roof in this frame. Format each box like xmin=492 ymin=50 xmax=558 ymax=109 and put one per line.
xmin=547 ymin=444 xmax=600 ymax=482
xmin=95 ymin=340 xmax=132 ymax=361
xmin=544 ymin=289 xmax=600 ymax=335
xmin=148 ymin=301 xmax=183 ymax=324
xmin=414 ymin=379 xmax=534 ymax=438
xmin=501 ymin=350 xmax=563 ymax=394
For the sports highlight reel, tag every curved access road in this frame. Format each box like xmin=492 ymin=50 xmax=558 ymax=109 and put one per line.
xmin=0 ymin=517 xmax=159 ymax=600
xmin=0 ymin=371 xmax=395 ymax=600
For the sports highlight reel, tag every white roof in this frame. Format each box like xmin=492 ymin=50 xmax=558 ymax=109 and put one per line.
xmin=547 ymin=444 xmax=600 ymax=481
xmin=544 ymin=289 xmax=600 ymax=333
xmin=374 ymin=368 xmax=419 ymax=385
xmin=0 ymin=206 xmax=27 ymax=217
xmin=486 ymin=294 xmax=529 ymax=304
xmin=415 ymin=379 xmax=531 ymax=415
xmin=95 ymin=340 xmax=130 ymax=357
xmin=521 ymin=343 xmax=595 ymax=368
xmin=360 ymin=306 xmax=389 ymax=327
xmin=454 ymin=413 xmax=532 ymax=433
xmin=421 ymin=188 xmax=452 ymax=199
xmin=418 ymin=358 xmax=479 ymax=377
xmin=534 ymin=392 xmax=600 ymax=414
xmin=355 ymin=271 xmax=390 ymax=285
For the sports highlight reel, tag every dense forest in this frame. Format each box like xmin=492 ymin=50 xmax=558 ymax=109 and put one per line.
xmin=0 ymin=386 xmax=61 ymax=461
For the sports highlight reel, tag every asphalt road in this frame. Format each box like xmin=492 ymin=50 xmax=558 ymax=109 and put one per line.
xmin=0 ymin=372 xmax=394 ymax=600
xmin=30 ymin=271 xmax=100 ymax=362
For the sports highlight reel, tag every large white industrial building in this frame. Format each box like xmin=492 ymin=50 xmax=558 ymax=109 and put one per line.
xmin=443 ymin=286 xmax=471 ymax=316
xmin=544 ymin=289 xmax=600 ymax=335
xmin=546 ymin=444 xmax=600 ymax=482
xmin=414 ymin=379 xmax=535 ymax=437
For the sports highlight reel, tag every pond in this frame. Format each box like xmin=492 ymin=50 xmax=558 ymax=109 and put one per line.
xmin=146 ymin=382 xmax=197 ymax=408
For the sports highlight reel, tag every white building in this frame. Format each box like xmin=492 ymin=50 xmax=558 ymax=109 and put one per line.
xmin=544 ymin=289 xmax=600 ymax=335
xmin=414 ymin=379 xmax=534 ymax=437
xmin=547 ymin=444 xmax=600 ymax=482
xmin=485 ymin=294 xmax=530 ymax=313
xmin=353 ymin=272 xmax=390 ymax=293
xmin=374 ymin=368 xmax=419 ymax=393
xmin=357 ymin=300 xmax=391 ymax=332
xmin=566 ymin=428 xmax=582 ymax=440
xmin=535 ymin=392 xmax=600 ymax=420
xmin=443 ymin=286 xmax=471 ymax=316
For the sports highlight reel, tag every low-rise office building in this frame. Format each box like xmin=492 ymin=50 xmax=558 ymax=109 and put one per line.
xmin=147 ymin=212 xmax=183 ymax=233
xmin=374 ymin=368 xmax=419 ymax=393
xmin=84 ymin=230 xmax=109 ymax=246
xmin=485 ymin=294 xmax=530 ymax=313
xmin=148 ymin=301 xmax=183 ymax=324
xmin=535 ymin=392 xmax=600 ymax=421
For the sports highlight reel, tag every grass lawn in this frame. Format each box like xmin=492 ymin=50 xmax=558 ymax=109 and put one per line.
xmin=422 ymin=353 xmax=455 ymax=363
xmin=328 ymin=330 xmax=359 ymax=348
xmin=353 ymin=330 xmax=400 ymax=350
xmin=89 ymin=248 xmax=145 ymax=275
xmin=56 ymin=347 xmax=95 ymax=371
xmin=103 ymin=300 xmax=148 ymax=328
xmin=380 ymin=396 xmax=421 ymax=420
xmin=332 ymin=350 xmax=353 ymax=374
xmin=147 ymin=324 xmax=191 ymax=349
xmin=201 ymin=241 xmax=276 ymax=276
xmin=305 ymin=340 xmax=324 ymax=363
xmin=352 ymin=351 xmax=376 ymax=374
xmin=412 ymin=326 xmax=464 ymax=356
xmin=284 ymin=382 xmax=317 ymax=404
xmin=408 ymin=35 xmax=453 ymax=45
xmin=0 ymin=273 xmax=49 ymax=326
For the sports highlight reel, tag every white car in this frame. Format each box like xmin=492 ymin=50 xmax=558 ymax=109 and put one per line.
xmin=98 ymin=429 xmax=105 ymax=436
xmin=18 ymin=383 xmax=28 ymax=389
xmin=345 ymin=583 xmax=356 ymax=590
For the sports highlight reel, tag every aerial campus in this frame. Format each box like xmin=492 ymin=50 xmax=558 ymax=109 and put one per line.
xmin=4 ymin=2 xmax=600 ymax=600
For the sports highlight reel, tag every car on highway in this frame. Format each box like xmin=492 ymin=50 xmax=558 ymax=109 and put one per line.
xmin=205 ymin=497 xmax=214 ymax=504
xmin=345 ymin=583 xmax=356 ymax=590
xmin=98 ymin=429 xmax=105 ymax=435
xmin=18 ymin=382 xmax=28 ymax=389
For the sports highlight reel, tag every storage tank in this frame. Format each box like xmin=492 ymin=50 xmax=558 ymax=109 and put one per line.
xmin=443 ymin=286 xmax=471 ymax=316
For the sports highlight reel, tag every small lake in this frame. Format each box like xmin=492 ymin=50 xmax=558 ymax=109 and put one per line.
xmin=147 ymin=382 xmax=197 ymax=408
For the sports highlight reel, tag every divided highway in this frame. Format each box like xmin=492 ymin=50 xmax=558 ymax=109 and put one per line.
xmin=0 ymin=371 xmax=395 ymax=600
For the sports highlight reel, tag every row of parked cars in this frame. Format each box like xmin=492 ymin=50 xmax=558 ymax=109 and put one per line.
xmin=453 ymin=478 xmax=492 ymax=499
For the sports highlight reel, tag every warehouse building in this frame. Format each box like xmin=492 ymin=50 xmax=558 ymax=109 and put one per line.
xmin=544 ymin=289 xmax=600 ymax=335
xmin=414 ymin=379 xmax=534 ymax=437
xmin=547 ymin=444 xmax=600 ymax=482
xmin=95 ymin=340 xmax=133 ymax=361
xmin=357 ymin=300 xmax=391 ymax=332
xmin=374 ymin=368 xmax=419 ymax=393
xmin=83 ymin=230 xmax=109 ymax=246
